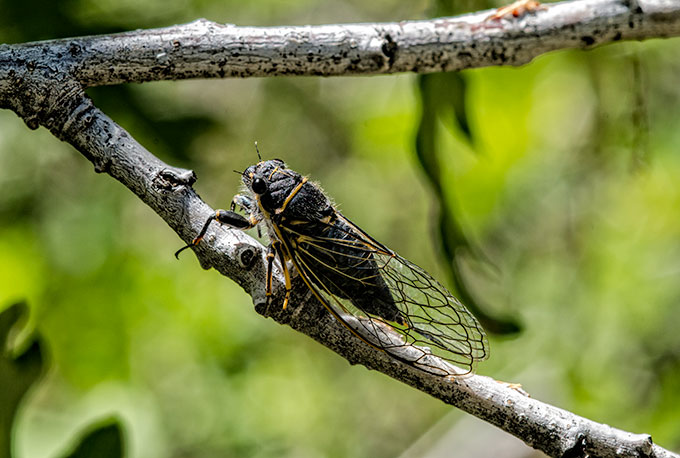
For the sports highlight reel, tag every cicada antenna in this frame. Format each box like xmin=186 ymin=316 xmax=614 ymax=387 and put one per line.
xmin=254 ymin=141 xmax=262 ymax=161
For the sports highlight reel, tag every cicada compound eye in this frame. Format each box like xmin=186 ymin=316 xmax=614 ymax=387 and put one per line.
xmin=251 ymin=177 xmax=267 ymax=195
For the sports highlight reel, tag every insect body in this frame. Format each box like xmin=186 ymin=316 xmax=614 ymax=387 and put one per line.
xmin=176 ymin=159 xmax=489 ymax=376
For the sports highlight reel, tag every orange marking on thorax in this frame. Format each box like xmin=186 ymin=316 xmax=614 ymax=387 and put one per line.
xmin=276 ymin=177 xmax=308 ymax=215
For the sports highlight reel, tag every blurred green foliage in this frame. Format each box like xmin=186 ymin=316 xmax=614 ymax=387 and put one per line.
xmin=62 ymin=421 xmax=124 ymax=458
xmin=1 ymin=0 xmax=680 ymax=457
xmin=0 ymin=304 xmax=45 ymax=458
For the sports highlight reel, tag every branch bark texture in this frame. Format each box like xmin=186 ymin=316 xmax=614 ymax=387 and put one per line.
xmin=0 ymin=0 xmax=678 ymax=92
xmin=1 ymin=1 xmax=679 ymax=457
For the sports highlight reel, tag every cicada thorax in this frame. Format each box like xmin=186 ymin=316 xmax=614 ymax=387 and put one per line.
xmin=247 ymin=160 xmax=405 ymax=326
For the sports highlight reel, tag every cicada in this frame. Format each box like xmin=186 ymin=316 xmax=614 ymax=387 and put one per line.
xmin=175 ymin=157 xmax=489 ymax=376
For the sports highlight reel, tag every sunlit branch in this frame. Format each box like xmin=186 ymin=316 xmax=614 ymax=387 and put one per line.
xmin=0 ymin=0 xmax=679 ymax=90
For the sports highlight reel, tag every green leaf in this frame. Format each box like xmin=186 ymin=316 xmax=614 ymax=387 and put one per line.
xmin=0 ymin=302 xmax=45 ymax=458
xmin=415 ymin=74 xmax=521 ymax=335
xmin=62 ymin=420 xmax=125 ymax=458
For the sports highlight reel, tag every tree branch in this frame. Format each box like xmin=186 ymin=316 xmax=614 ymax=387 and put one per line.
xmin=1 ymin=1 xmax=679 ymax=457
xmin=0 ymin=0 xmax=678 ymax=91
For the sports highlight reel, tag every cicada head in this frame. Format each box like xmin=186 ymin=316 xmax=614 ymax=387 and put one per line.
xmin=242 ymin=159 xmax=304 ymax=214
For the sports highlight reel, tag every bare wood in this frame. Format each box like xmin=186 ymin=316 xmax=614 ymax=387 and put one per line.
xmin=1 ymin=0 xmax=679 ymax=456
xmin=0 ymin=0 xmax=678 ymax=91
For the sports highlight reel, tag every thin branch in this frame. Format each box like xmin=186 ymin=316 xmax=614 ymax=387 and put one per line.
xmin=0 ymin=1 xmax=679 ymax=457
xmin=0 ymin=0 xmax=678 ymax=90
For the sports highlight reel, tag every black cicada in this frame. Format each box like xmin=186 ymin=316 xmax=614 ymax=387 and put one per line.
xmin=176 ymin=157 xmax=489 ymax=376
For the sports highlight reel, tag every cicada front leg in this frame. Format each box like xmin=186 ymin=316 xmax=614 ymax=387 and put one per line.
xmin=231 ymin=194 xmax=261 ymax=238
xmin=231 ymin=194 xmax=255 ymax=212
xmin=174 ymin=209 xmax=258 ymax=258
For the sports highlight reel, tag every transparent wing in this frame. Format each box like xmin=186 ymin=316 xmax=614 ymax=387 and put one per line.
xmin=277 ymin=214 xmax=489 ymax=376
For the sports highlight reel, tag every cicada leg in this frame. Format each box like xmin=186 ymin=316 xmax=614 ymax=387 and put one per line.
xmin=265 ymin=244 xmax=276 ymax=306
xmin=270 ymin=240 xmax=291 ymax=310
xmin=231 ymin=194 xmax=255 ymax=212
xmin=232 ymin=194 xmax=261 ymax=238
xmin=174 ymin=209 xmax=258 ymax=258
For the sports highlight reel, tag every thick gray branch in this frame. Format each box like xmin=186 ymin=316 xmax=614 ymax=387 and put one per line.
xmin=0 ymin=1 xmax=679 ymax=457
xmin=0 ymin=0 xmax=679 ymax=90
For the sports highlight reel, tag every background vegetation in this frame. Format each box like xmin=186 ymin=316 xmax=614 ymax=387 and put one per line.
xmin=1 ymin=0 xmax=679 ymax=456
